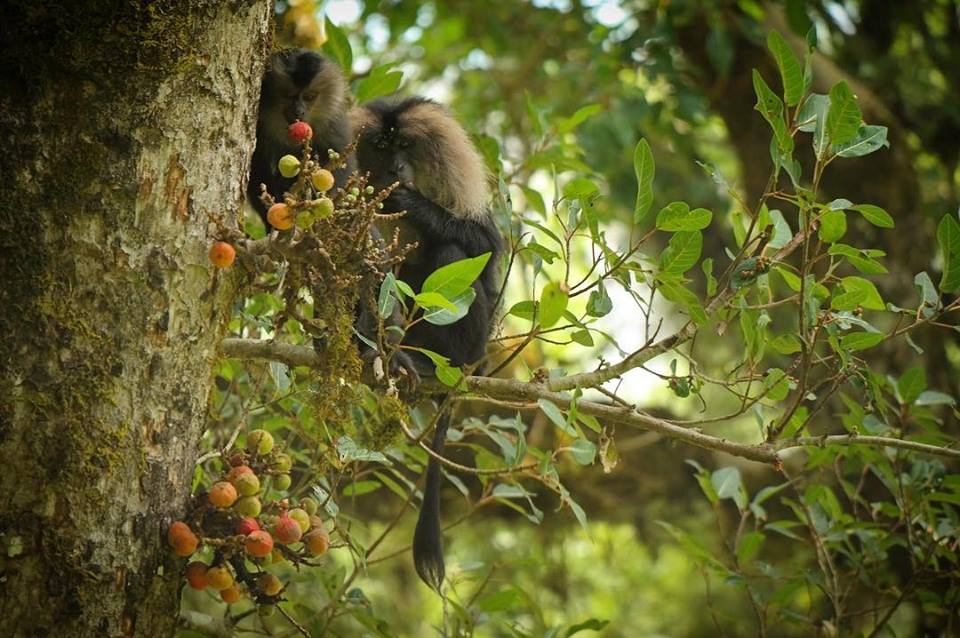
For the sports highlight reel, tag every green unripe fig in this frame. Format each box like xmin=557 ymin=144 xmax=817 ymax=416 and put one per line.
xmin=233 ymin=472 xmax=260 ymax=497
xmin=278 ymin=155 xmax=301 ymax=178
xmin=299 ymin=497 xmax=318 ymax=516
xmin=247 ymin=429 xmax=274 ymax=455
xmin=312 ymin=197 xmax=335 ymax=220
xmin=274 ymin=473 xmax=292 ymax=490
xmin=270 ymin=452 xmax=292 ymax=473
xmin=234 ymin=495 xmax=262 ymax=518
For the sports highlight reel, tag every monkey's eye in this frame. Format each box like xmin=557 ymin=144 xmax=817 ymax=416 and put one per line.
xmin=398 ymin=138 xmax=412 ymax=149
xmin=302 ymin=92 xmax=318 ymax=102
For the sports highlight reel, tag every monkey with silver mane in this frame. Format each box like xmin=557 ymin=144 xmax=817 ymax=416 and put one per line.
xmin=351 ymin=97 xmax=504 ymax=591
xmin=247 ymin=49 xmax=352 ymax=228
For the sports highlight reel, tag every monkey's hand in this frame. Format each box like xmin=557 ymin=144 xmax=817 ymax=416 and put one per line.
xmin=361 ymin=348 xmax=420 ymax=393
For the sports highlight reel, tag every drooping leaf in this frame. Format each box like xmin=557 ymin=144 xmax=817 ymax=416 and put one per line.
xmin=767 ymin=30 xmax=804 ymax=106
xmin=322 ymin=17 xmax=353 ymax=74
xmin=826 ymin=81 xmax=862 ymax=146
xmin=354 ymin=64 xmax=403 ymax=102
xmin=937 ymin=214 xmax=960 ymax=293
xmin=659 ymin=231 xmax=702 ymax=274
xmin=752 ymin=70 xmax=794 ymax=155
xmin=818 ymin=210 xmax=846 ymax=243
xmin=633 ymin=139 xmax=655 ymax=223
xmin=586 ymin=284 xmax=613 ymax=317
xmin=539 ymin=282 xmax=568 ymax=328
xmin=838 ymin=277 xmax=885 ymax=310
xmin=897 ymin=367 xmax=927 ymax=405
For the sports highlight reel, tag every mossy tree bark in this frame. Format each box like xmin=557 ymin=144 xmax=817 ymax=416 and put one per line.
xmin=0 ymin=2 xmax=271 ymax=636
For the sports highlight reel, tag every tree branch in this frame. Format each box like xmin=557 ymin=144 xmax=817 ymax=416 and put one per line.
xmin=221 ymin=337 xmax=323 ymax=368
xmin=219 ymin=338 xmax=960 ymax=461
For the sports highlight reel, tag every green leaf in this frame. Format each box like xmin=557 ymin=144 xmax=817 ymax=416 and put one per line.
xmin=565 ymin=619 xmax=611 ymax=637
xmin=763 ymin=368 xmax=790 ymax=401
xmin=569 ymin=439 xmax=596 ymax=465
xmin=767 ymin=30 xmax=804 ymax=106
xmin=702 ymin=257 xmax=717 ymax=296
xmin=657 ymin=276 xmax=707 ymax=325
xmin=378 ymin=272 xmax=397 ymax=318
xmin=508 ymin=300 xmax=535 ymax=321
xmin=839 ymin=276 xmax=885 ymax=310
xmin=835 ymin=125 xmax=889 ymax=158
xmin=539 ymin=282 xmax=568 ymax=328
xmin=818 ymin=210 xmax=846 ymax=243
xmin=557 ymin=104 xmax=603 ymax=134
xmin=659 ymin=231 xmax=702 ymax=274
xmin=633 ymin=139 xmax=655 ymax=223
xmin=897 ymin=367 xmax=927 ymax=405
xmin=736 ymin=530 xmax=765 ymax=565
xmin=586 ymin=284 xmax=612 ymax=317
xmin=767 ymin=209 xmax=793 ymax=248
xmin=774 ymin=266 xmax=802 ymax=291
xmin=435 ymin=363 xmax=463 ymax=388
xmin=796 ymin=93 xmax=828 ymax=131
xmin=840 ymin=332 xmax=884 ymax=352
xmin=539 ymin=399 xmax=576 ymax=436
xmin=414 ymin=291 xmax=457 ymax=312
xmin=422 ymin=287 xmax=477 ymax=326
xmin=915 ymin=390 xmax=956 ymax=406
xmin=322 ymin=17 xmax=353 ymax=75
xmin=770 ymin=334 xmax=802 ymax=355
xmin=656 ymin=201 xmax=713 ymax=231
xmin=851 ymin=204 xmax=894 ymax=228
xmin=752 ymin=70 xmax=793 ymax=154
xmin=914 ymin=272 xmax=940 ymax=317
xmin=336 ymin=436 xmax=389 ymax=464
xmin=826 ymin=81 xmax=862 ymax=146
xmin=524 ymin=239 xmax=559 ymax=264
xmin=521 ymin=186 xmax=546 ymax=217
xmin=712 ymin=467 xmax=746 ymax=510
xmin=797 ymin=93 xmax=830 ymax=156
xmin=571 ymin=330 xmax=594 ymax=346
xmin=394 ymin=279 xmax=415 ymax=298
xmin=269 ymin=361 xmax=290 ymax=392
xmin=478 ymin=588 xmax=523 ymax=613
xmin=342 ymin=480 xmax=382 ymax=496
xmin=937 ymin=214 xmax=960 ymax=293
xmin=422 ymin=253 xmax=491 ymax=298
xmin=562 ymin=177 xmax=599 ymax=200
xmin=354 ymin=64 xmax=403 ymax=103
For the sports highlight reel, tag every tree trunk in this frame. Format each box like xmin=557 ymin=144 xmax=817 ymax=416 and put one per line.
xmin=0 ymin=2 xmax=270 ymax=636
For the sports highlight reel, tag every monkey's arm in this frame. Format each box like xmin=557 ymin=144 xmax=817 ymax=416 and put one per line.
xmin=386 ymin=188 xmax=502 ymax=257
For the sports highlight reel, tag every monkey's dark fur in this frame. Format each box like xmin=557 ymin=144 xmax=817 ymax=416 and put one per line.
xmin=247 ymin=49 xmax=352 ymax=227
xmin=352 ymin=97 xmax=503 ymax=590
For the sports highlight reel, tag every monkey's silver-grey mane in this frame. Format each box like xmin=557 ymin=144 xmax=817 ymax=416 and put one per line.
xmin=351 ymin=101 xmax=491 ymax=221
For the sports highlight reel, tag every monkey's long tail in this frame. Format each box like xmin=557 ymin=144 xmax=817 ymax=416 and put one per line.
xmin=412 ymin=410 xmax=450 ymax=592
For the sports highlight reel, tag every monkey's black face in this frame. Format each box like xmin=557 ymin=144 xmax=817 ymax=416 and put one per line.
xmin=257 ymin=50 xmax=344 ymax=144
xmin=356 ymin=128 xmax=418 ymax=190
